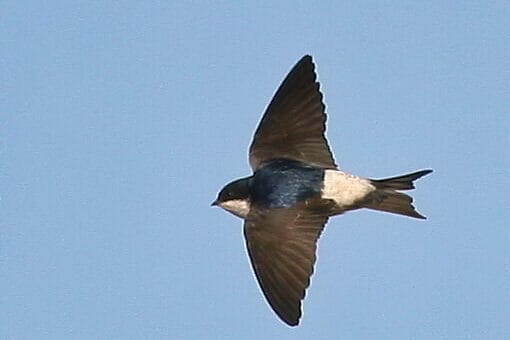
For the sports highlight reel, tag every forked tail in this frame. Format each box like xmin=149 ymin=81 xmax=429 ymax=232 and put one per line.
xmin=365 ymin=169 xmax=432 ymax=219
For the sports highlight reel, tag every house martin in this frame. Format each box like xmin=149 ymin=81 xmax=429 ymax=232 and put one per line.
xmin=212 ymin=55 xmax=432 ymax=326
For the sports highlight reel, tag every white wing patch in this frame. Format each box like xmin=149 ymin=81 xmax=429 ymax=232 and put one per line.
xmin=321 ymin=170 xmax=375 ymax=208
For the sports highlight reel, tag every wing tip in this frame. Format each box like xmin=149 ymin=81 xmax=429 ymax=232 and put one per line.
xmin=298 ymin=55 xmax=314 ymax=69
xmin=277 ymin=309 xmax=301 ymax=327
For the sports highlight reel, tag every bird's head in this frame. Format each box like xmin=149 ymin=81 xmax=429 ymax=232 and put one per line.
xmin=212 ymin=177 xmax=251 ymax=218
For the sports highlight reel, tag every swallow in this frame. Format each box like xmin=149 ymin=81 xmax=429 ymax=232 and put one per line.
xmin=212 ymin=55 xmax=432 ymax=326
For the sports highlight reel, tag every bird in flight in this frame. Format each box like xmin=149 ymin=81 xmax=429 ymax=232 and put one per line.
xmin=212 ymin=55 xmax=432 ymax=326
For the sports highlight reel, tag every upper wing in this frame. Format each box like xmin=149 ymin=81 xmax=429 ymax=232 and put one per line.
xmin=249 ymin=55 xmax=337 ymax=171
xmin=243 ymin=207 xmax=329 ymax=326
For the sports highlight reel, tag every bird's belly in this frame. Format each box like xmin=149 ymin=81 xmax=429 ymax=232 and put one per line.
xmin=321 ymin=170 xmax=375 ymax=208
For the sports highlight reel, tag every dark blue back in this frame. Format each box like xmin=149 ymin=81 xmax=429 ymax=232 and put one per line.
xmin=250 ymin=159 xmax=324 ymax=208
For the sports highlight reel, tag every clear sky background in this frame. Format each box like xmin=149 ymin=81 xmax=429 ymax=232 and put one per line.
xmin=1 ymin=2 xmax=508 ymax=339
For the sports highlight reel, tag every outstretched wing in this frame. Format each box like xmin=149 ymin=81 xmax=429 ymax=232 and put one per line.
xmin=249 ymin=55 xmax=337 ymax=171
xmin=243 ymin=206 xmax=329 ymax=326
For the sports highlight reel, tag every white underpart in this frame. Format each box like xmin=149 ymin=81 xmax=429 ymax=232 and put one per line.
xmin=322 ymin=170 xmax=376 ymax=208
xmin=219 ymin=199 xmax=250 ymax=219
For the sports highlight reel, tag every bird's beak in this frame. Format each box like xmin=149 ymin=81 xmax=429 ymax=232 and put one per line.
xmin=211 ymin=200 xmax=219 ymax=207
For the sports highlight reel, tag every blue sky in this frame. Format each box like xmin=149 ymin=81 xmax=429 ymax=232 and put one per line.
xmin=1 ymin=2 xmax=508 ymax=339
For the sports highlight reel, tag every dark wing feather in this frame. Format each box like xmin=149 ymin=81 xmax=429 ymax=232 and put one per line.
xmin=249 ymin=55 xmax=337 ymax=171
xmin=243 ymin=207 xmax=329 ymax=326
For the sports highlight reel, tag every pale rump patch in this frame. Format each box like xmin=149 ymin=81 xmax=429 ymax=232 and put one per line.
xmin=219 ymin=199 xmax=251 ymax=219
xmin=321 ymin=170 xmax=375 ymax=208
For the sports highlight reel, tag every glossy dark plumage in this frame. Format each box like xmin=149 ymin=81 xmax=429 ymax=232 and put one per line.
xmin=213 ymin=55 xmax=432 ymax=326
xmin=251 ymin=159 xmax=324 ymax=209
xmin=242 ymin=56 xmax=335 ymax=325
